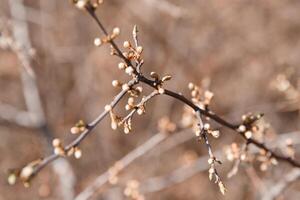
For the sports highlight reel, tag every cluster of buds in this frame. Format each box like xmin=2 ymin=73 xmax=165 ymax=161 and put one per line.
xmin=225 ymin=143 xmax=247 ymax=162
xmin=188 ymin=82 xmax=214 ymax=110
xmin=112 ymin=80 xmax=142 ymax=98
xmin=124 ymin=180 xmax=144 ymax=200
xmin=94 ymin=27 xmax=120 ymax=47
xmin=149 ymin=71 xmax=172 ymax=88
xmin=106 ymin=104 xmax=133 ymax=134
xmin=8 ymin=159 xmax=42 ymax=187
xmin=52 ymin=138 xmax=65 ymax=156
xmin=122 ymin=40 xmax=143 ymax=64
xmin=256 ymin=149 xmax=278 ymax=171
xmin=52 ymin=138 xmax=82 ymax=159
xmin=194 ymin=122 xmax=220 ymax=139
xmin=105 ymin=105 xmax=120 ymax=130
xmin=125 ymin=97 xmax=145 ymax=115
xmin=207 ymin=157 xmax=226 ymax=195
xmin=73 ymin=0 xmax=103 ymax=11
xmin=237 ymin=113 xmax=264 ymax=140
xmin=271 ymin=73 xmax=300 ymax=112
xmin=70 ymin=120 xmax=87 ymax=135
xmin=157 ymin=116 xmax=177 ymax=134
xmin=108 ymin=161 xmax=123 ymax=185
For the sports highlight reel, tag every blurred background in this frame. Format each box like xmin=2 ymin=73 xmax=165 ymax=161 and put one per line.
xmin=0 ymin=0 xmax=300 ymax=199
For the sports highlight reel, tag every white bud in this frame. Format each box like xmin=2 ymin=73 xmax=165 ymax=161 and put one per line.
xmin=122 ymin=84 xmax=130 ymax=91
xmin=245 ymin=131 xmax=252 ymax=139
xmin=238 ymin=125 xmax=246 ymax=132
xmin=94 ymin=38 xmax=102 ymax=46
xmin=112 ymin=80 xmax=120 ymax=87
xmin=123 ymin=41 xmax=130 ymax=48
xmin=158 ymin=88 xmax=165 ymax=94
xmin=74 ymin=149 xmax=82 ymax=159
xmin=137 ymin=108 xmax=144 ymax=115
xmin=136 ymin=46 xmax=143 ymax=54
xmin=211 ymin=130 xmax=220 ymax=138
xmin=112 ymin=27 xmax=120 ymax=36
xmin=118 ymin=62 xmax=126 ymax=70
xmin=125 ymin=66 xmax=134 ymax=75
xmin=20 ymin=166 xmax=33 ymax=179
xmin=135 ymin=86 xmax=143 ymax=93
xmin=52 ymin=138 xmax=61 ymax=147
xmin=188 ymin=83 xmax=194 ymax=90
xmin=203 ymin=123 xmax=210 ymax=130
xmin=70 ymin=127 xmax=80 ymax=134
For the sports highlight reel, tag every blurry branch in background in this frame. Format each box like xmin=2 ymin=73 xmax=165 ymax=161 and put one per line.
xmin=4 ymin=0 xmax=76 ymax=199
xmin=94 ymin=131 xmax=300 ymax=200
xmin=75 ymin=120 xmax=176 ymax=200
xmin=140 ymin=131 xmax=300 ymax=195
xmin=261 ymin=168 xmax=300 ymax=200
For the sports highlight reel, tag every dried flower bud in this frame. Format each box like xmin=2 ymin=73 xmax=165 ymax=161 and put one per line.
xmin=94 ymin=38 xmax=102 ymax=46
xmin=218 ymin=181 xmax=226 ymax=195
xmin=162 ymin=75 xmax=172 ymax=82
xmin=150 ymin=72 xmax=159 ymax=79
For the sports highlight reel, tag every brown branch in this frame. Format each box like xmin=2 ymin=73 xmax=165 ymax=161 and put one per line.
xmin=85 ymin=6 xmax=300 ymax=169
